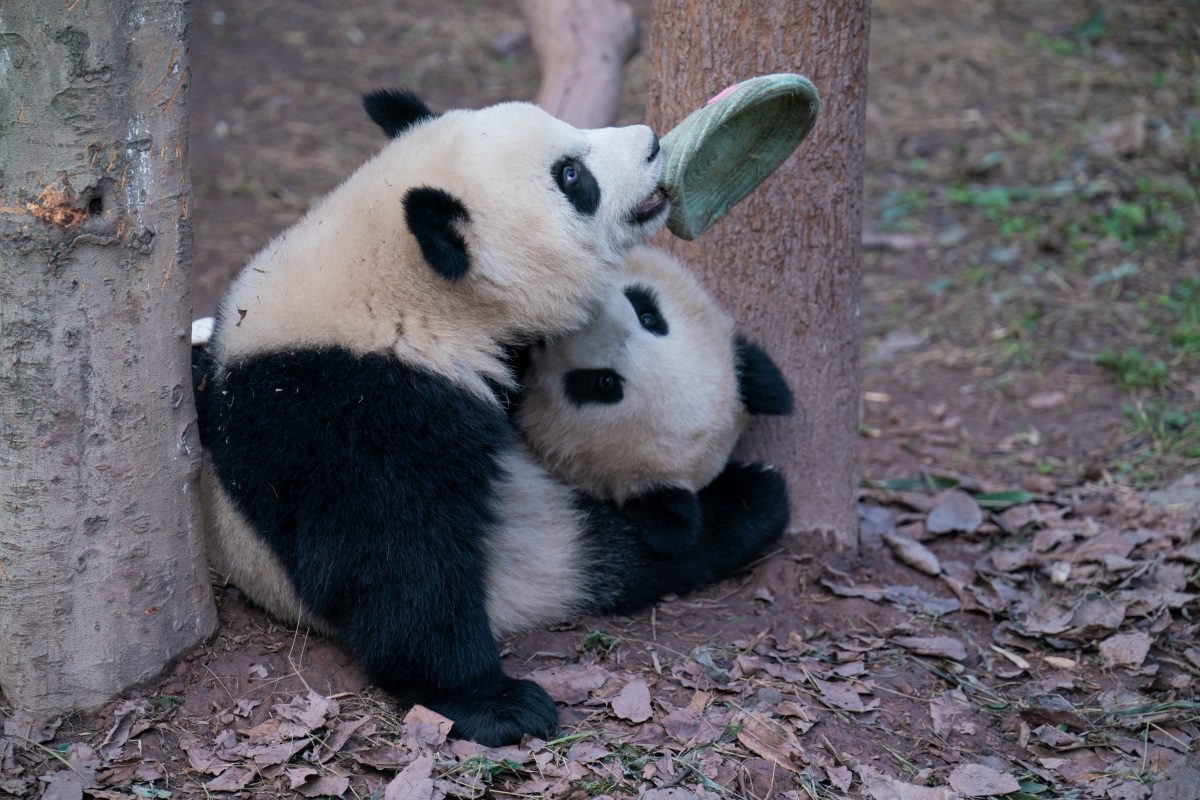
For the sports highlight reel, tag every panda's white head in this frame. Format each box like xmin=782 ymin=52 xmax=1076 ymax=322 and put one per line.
xmin=214 ymin=90 xmax=669 ymax=392
xmin=365 ymin=91 xmax=668 ymax=336
xmin=518 ymin=246 xmax=793 ymax=501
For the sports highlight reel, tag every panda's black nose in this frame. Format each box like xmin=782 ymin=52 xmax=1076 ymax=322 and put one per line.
xmin=647 ymin=133 xmax=660 ymax=162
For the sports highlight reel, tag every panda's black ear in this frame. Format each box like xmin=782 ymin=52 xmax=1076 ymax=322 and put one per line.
xmin=362 ymin=89 xmax=436 ymax=139
xmin=736 ymin=336 xmax=793 ymax=416
xmin=404 ymin=187 xmax=471 ymax=281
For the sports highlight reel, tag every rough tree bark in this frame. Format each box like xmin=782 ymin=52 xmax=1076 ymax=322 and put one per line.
xmin=520 ymin=0 xmax=640 ymax=129
xmin=648 ymin=1 xmax=870 ymax=550
xmin=0 ymin=0 xmax=217 ymax=718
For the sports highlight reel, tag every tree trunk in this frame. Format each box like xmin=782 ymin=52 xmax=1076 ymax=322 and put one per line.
xmin=0 ymin=0 xmax=217 ymax=719
xmin=647 ymin=0 xmax=869 ymax=550
xmin=520 ymin=0 xmax=640 ymax=129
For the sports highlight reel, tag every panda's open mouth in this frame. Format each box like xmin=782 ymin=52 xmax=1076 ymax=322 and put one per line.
xmin=629 ymin=189 xmax=669 ymax=225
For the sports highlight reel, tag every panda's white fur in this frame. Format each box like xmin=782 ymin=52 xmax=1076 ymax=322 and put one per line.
xmin=211 ymin=102 xmax=664 ymax=400
xmin=520 ymin=246 xmax=791 ymax=501
xmin=194 ymin=91 xmax=790 ymax=749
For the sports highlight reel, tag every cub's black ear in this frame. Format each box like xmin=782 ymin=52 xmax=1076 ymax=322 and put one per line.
xmin=736 ymin=336 xmax=793 ymax=416
xmin=404 ymin=187 xmax=471 ymax=281
xmin=362 ymin=89 xmax=435 ymax=138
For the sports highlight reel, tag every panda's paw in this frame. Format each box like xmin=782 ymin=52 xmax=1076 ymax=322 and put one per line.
xmin=700 ymin=461 xmax=789 ymax=556
xmin=621 ymin=486 xmax=702 ymax=557
xmin=433 ymin=678 xmax=558 ymax=747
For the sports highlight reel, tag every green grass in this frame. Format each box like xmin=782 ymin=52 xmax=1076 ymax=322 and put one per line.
xmin=1155 ymin=276 xmax=1200 ymax=359
xmin=1123 ymin=400 xmax=1200 ymax=460
xmin=1097 ymin=347 xmax=1169 ymax=390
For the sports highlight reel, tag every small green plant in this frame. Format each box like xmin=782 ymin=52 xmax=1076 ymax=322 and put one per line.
xmin=875 ymin=186 xmax=930 ymax=230
xmin=1097 ymin=347 xmax=1169 ymax=390
xmin=460 ymin=755 xmax=525 ymax=784
xmin=1123 ymin=401 xmax=1200 ymax=461
xmin=1157 ymin=277 xmax=1200 ymax=359
xmin=580 ymin=629 xmax=618 ymax=654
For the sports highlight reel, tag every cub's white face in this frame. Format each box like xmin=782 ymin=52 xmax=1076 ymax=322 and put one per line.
xmin=520 ymin=246 xmax=746 ymax=501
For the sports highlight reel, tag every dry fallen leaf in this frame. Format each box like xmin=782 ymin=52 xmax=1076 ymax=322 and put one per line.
xmin=828 ymin=764 xmax=853 ymax=792
xmin=611 ymin=680 xmax=652 ymax=723
xmin=929 ymin=689 xmax=977 ymax=737
xmin=384 ymin=754 xmax=435 ymax=800
xmin=882 ymin=531 xmax=942 ymax=575
xmin=1100 ymin=631 xmax=1152 ymax=669
xmin=319 ymin=715 xmax=372 ymax=761
xmin=949 ymin=763 xmax=1020 ymax=797
xmin=926 ymin=490 xmax=983 ymax=534
xmin=40 ymin=771 xmax=85 ymax=800
xmin=1043 ymin=656 xmax=1077 ymax=669
xmin=205 ymin=765 xmax=257 ymax=792
xmin=527 ymin=664 xmax=609 ymax=704
xmin=991 ymin=645 xmax=1031 ymax=671
xmin=566 ymin=740 xmax=609 ymax=763
xmin=272 ymin=692 xmax=332 ymax=738
xmin=97 ymin=701 xmax=150 ymax=761
xmin=1026 ymin=391 xmax=1068 ymax=409
xmin=5 ymin=711 xmax=59 ymax=745
xmin=814 ymin=679 xmax=866 ymax=713
xmin=893 ymin=635 xmax=967 ymax=662
xmin=735 ymin=714 xmax=805 ymax=773
xmin=661 ymin=704 xmax=722 ymax=744
xmin=643 ymin=789 xmax=700 ymax=800
xmin=402 ymin=705 xmax=454 ymax=750
xmin=178 ymin=735 xmax=231 ymax=776
xmin=860 ymin=765 xmax=957 ymax=799
xmin=350 ymin=744 xmax=409 ymax=770
xmin=1086 ymin=113 xmax=1146 ymax=157
xmin=296 ymin=775 xmax=351 ymax=798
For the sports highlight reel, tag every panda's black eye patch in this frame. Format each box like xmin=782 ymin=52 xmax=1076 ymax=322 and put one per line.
xmin=553 ymin=157 xmax=600 ymax=216
xmin=563 ymin=368 xmax=624 ymax=406
xmin=624 ymin=285 xmax=668 ymax=336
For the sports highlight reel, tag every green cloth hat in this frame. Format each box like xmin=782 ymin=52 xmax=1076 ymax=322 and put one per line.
xmin=659 ymin=74 xmax=820 ymax=240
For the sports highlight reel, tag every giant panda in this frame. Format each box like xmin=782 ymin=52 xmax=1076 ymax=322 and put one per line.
xmin=194 ymin=89 xmax=789 ymax=747
xmin=516 ymin=245 xmax=794 ymax=552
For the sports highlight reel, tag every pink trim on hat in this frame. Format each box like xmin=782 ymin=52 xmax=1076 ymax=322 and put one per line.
xmin=706 ymin=83 xmax=740 ymax=105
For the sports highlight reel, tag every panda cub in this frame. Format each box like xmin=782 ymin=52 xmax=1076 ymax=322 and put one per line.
xmin=518 ymin=245 xmax=794 ymax=554
xmin=194 ymin=89 xmax=788 ymax=747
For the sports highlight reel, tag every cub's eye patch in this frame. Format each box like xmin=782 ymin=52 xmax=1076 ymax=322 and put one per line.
xmin=564 ymin=368 xmax=624 ymax=406
xmin=624 ymin=285 xmax=668 ymax=336
xmin=553 ymin=157 xmax=600 ymax=216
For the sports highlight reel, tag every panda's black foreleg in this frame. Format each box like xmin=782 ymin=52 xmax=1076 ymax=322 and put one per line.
xmin=330 ymin=550 xmax=557 ymax=748
xmin=198 ymin=347 xmax=558 ymax=748
xmin=579 ymin=461 xmax=789 ymax=615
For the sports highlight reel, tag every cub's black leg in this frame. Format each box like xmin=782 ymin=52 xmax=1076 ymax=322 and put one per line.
xmin=579 ymin=461 xmax=788 ymax=615
xmin=618 ymin=486 xmax=702 ymax=557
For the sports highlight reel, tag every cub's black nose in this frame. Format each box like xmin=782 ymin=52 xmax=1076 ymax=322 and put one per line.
xmin=647 ymin=132 xmax=660 ymax=162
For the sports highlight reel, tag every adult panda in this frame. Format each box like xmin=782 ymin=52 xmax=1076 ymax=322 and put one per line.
xmin=517 ymin=245 xmax=794 ymax=553
xmin=195 ymin=89 xmax=788 ymax=746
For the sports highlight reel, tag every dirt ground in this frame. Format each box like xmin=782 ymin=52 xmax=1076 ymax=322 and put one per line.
xmin=5 ymin=1 xmax=1200 ymax=799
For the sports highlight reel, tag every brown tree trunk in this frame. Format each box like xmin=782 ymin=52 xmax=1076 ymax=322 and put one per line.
xmin=521 ymin=0 xmax=640 ymax=129
xmin=648 ymin=1 xmax=870 ymax=550
xmin=0 ymin=0 xmax=217 ymax=719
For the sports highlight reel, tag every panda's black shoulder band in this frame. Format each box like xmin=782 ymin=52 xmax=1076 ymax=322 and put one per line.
xmin=363 ymin=88 xmax=436 ymax=139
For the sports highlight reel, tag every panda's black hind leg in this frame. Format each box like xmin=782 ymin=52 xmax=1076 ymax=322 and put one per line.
xmin=578 ymin=461 xmax=789 ymax=615
xmin=423 ymin=677 xmax=558 ymax=748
